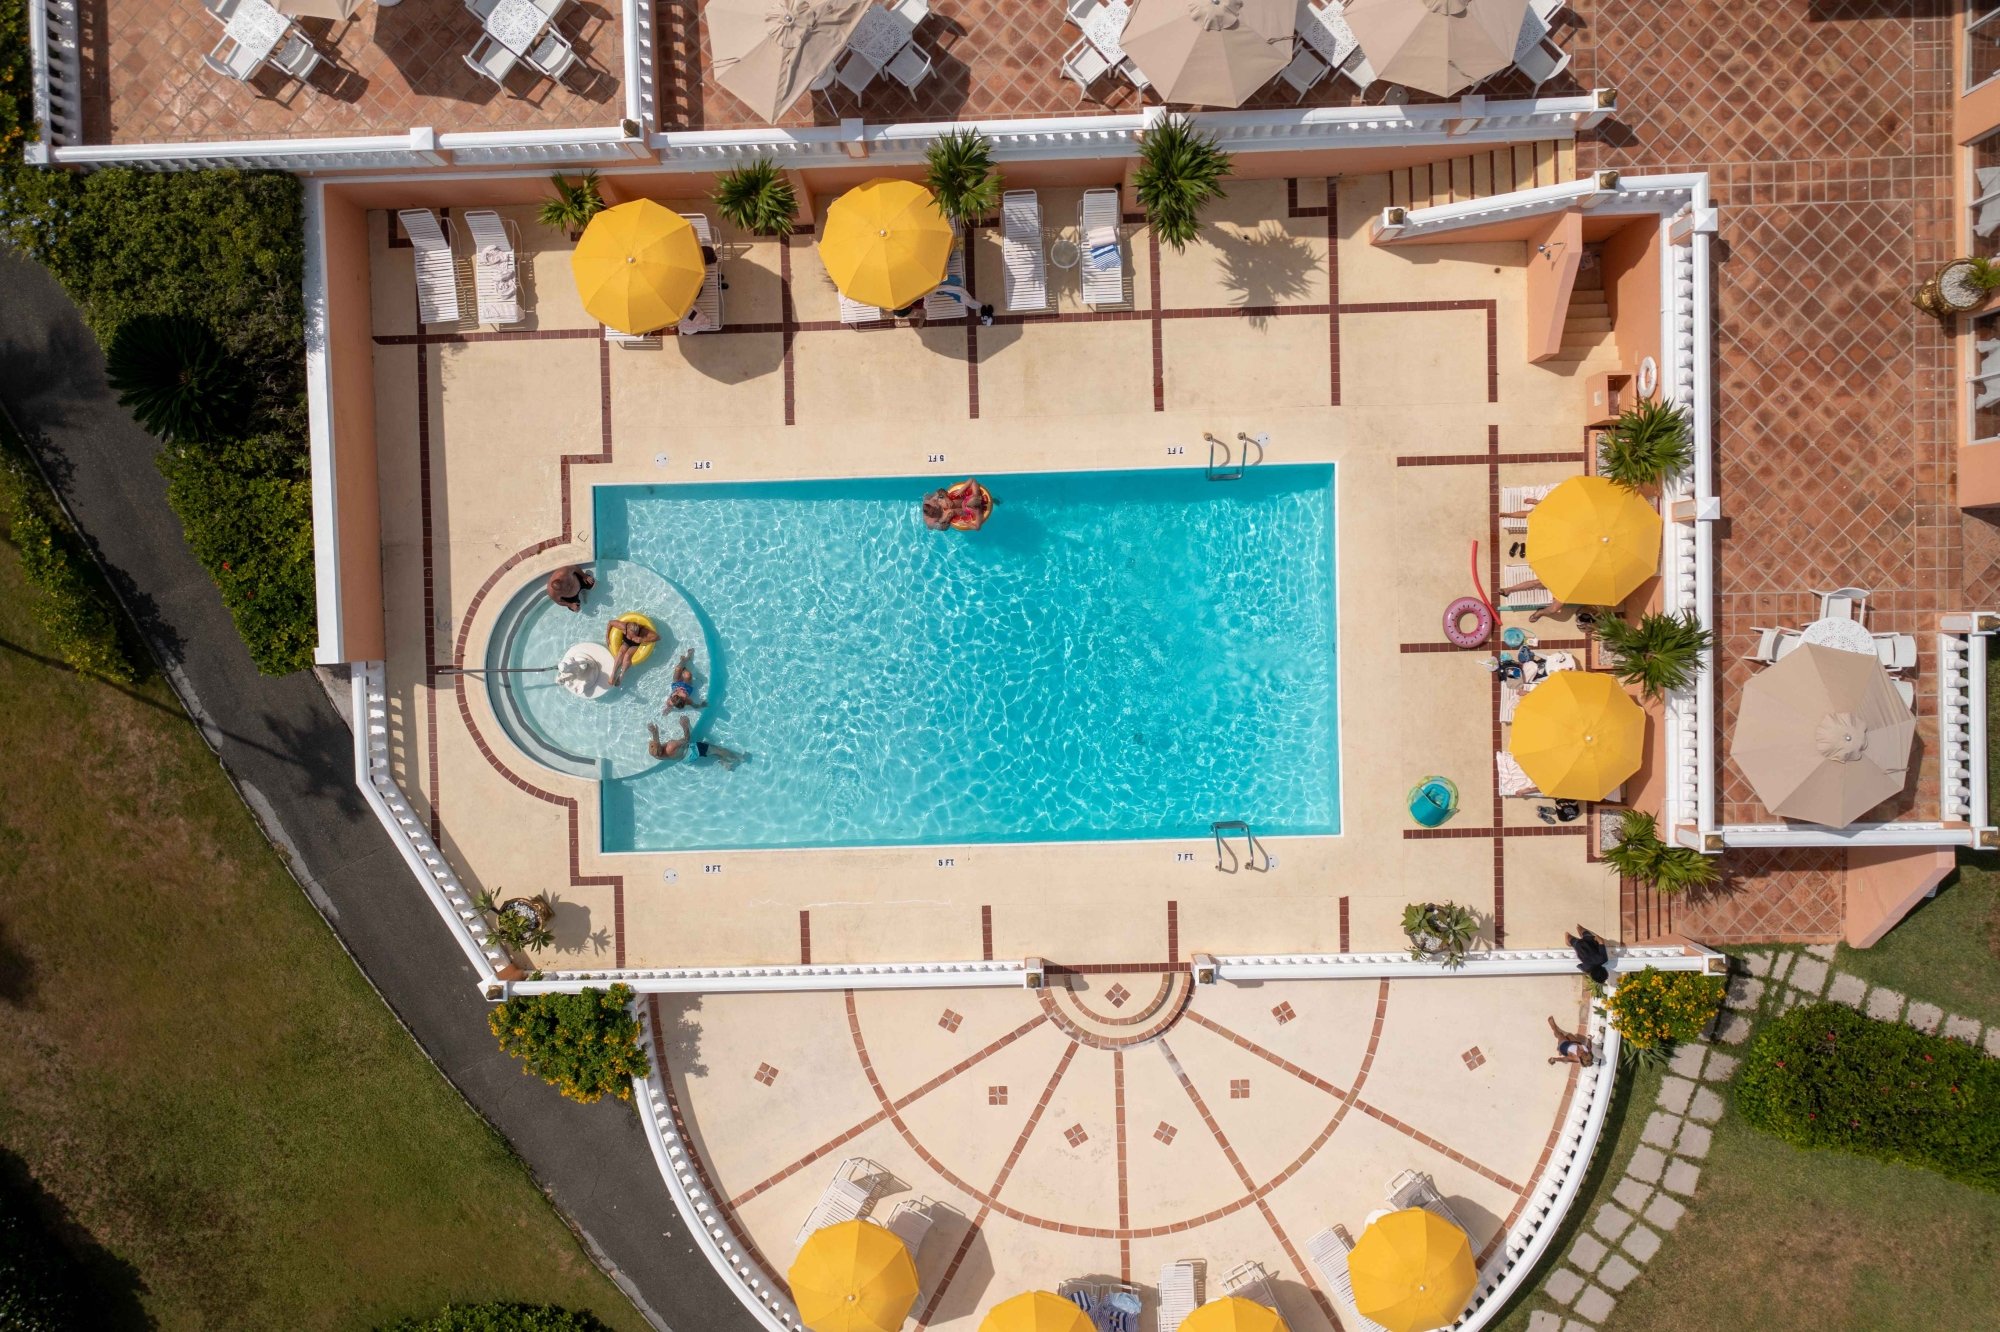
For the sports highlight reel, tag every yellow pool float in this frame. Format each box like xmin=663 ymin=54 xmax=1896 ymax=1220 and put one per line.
xmin=605 ymin=613 xmax=657 ymax=666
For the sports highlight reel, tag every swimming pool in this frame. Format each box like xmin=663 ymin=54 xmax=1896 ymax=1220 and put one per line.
xmin=508 ymin=466 xmax=1339 ymax=852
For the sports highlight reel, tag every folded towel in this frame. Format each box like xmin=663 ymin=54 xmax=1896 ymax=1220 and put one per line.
xmin=494 ymin=270 xmax=518 ymax=298
xmin=478 ymin=244 xmax=507 ymax=265
xmin=1088 ymin=241 xmax=1119 ymax=269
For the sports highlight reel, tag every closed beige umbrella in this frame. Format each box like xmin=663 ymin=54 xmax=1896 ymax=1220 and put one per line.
xmin=1342 ymin=0 xmax=1529 ymax=97
xmin=273 ymin=0 xmax=363 ymax=18
xmin=709 ymin=0 xmax=872 ymax=123
xmin=1728 ymin=644 xmax=1916 ymax=828
xmin=1119 ymin=0 xmax=1296 ymax=108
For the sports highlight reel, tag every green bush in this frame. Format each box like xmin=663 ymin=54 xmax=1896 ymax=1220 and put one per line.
xmin=0 ymin=435 xmax=139 ymax=683
xmin=1737 ymin=1001 xmax=2000 ymax=1191
xmin=1135 ymin=115 xmax=1232 ymax=253
xmin=380 ymin=1302 xmax=614 ymax=1332
xmin=106 ymin=313 xmax=245 ymax=442
xmin=1603 ymin=965 xmax=1723 ymax=1050
xmin=1 ymin=0 xmax=33 ymax=163
xmin=0 ymin=1168 xmax=86 ymax=1332
xmin=488 ymin=985 xmax=650 ymax=1105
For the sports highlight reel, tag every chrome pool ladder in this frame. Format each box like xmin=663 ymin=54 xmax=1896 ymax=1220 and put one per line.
xmin=1211 ymin=820 xmax=1271 ymax=873
xmin=1204 ymin=432 xmax=1267 ymax=481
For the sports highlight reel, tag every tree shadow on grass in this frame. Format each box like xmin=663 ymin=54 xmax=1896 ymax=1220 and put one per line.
xmin=0 ymin=1145 xmax=154 ymax=1330
xmin=0 ymin=911 xmax=36 ymax=1007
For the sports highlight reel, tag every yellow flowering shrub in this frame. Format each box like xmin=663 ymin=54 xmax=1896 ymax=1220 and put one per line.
xmin=1604 ymin=966 xmax=1724 ymax=1050
xmin=487 ymin=984 xmax=650 ymax=1104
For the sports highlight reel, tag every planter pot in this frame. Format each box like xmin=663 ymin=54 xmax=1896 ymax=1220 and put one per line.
xmin=501 ymin=895 xmax=553 ymax=929
xmin=1916 ymin=259 xmax=1989 ymax=317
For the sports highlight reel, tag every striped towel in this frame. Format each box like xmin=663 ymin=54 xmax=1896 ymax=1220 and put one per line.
xmin=1088 ymin=241 xmax=1119 ymax=269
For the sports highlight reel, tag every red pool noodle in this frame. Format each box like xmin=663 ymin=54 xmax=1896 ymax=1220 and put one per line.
xmin=1470 ymin=540 xmax=1498 ymax=623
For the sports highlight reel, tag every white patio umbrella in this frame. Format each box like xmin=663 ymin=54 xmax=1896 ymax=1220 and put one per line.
xmin=273 ymin=0 xmax=364 ymax=18
xmin=1118 ymin=0 xmax=1297 ymax=108
xmin=709 ymin=0 xmax=874 ymax=123
xmin=1341 ymin=0 xmax=1530 ymax=97
xmin=1727 ymin=643 xmax=1917 ymax=829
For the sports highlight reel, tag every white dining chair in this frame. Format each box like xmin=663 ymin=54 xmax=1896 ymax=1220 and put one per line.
xmin=1062 ymin=37 xmax=1110 ymax=91
xmin=835 ymin=51 xmax=879 ymax=95
xmin=463 ymin=33 xmax=517 ymax=86
xmin=886 ymin=39 xmax=932 ymax=89
xmin=204 ymin=35 xmax=262 ymax=81
xmin=203 ymin=0 xmax=242 ymax=21
xmin=272 ymin=33 xmax=324 ymax=82
xmin=528 ymin=29 xmax=578 ymax=80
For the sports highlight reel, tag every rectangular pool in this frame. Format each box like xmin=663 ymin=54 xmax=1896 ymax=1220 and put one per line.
xmin=595 ymin=466 xmax=1339 ymax=851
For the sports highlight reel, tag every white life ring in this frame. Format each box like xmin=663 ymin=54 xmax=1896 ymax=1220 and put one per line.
xmin=1636 ymin=355 xmax=1659 ymax=399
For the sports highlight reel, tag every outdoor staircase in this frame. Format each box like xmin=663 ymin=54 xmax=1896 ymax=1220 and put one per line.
xmin=1386 ymin=139 xmax=1579 ymax=210
xmin=1545 ymin=256 xmax=1617 ymax=365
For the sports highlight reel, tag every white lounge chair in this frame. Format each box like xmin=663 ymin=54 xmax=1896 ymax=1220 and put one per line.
xmin=679 ymin=212 xmax=724 ymax=334
xmin=1220 ymin=1260 xmax=1279 ymax=1311
xmin=527 ymin=29 xmax=578 ymax=81
xmin=886 ymin=1197 xmax=935 ymax=1257
xmin=1499 ymin=564 xmax=1553 ymax=608
xmin=1499 ymin=481 xmax=1555 ymax=531
xmin=397 ymin=209 xmax=462 ymax=326
xmin=463 ymin=209 xmax=524 ymax=327
xmin=464 ymin=34 xmax=517 ymax=87
xmin=1515 ymin=36 xmax=1570 ymax=86
xmin=1496 ymin=751 xmax=1538 ymax=798
xmin=204 ymin=35 xmax=262 ymax=80
xmin=840 ymin=292 xmax=884 ymax=325
xmin=1874 ymin=633 xmax=1918 ymax=673
xmin=1062 ymin=37 xmax=1111 ymax=91
xmin=922 ymin=237 xmax=969 ymax=322
xmin=1279 ymin=43 xmax=1330 ymax=99
xmin=1386 ymin=1169 xmax=1471 ymax=1233
xmin=604 ymin=326 xmax=661 ymax=347
xmin=1157 ymin=1261 xmax=1201 ymax=1332
xmin=1307 ymin=1227 xmax=1392 ymax=1332
xmin=887 ymin=39 xmax=933 ymax=89
xmin=1000 ymin=191 xmax=1048 ymax=313
xmin=794 ymin=1158 xmax=878 ymax=1250
xmin=1080 ymin=188 xmax=1124 ymax=307
xmin=1818 ymin=587 xmax=1869 ymax=623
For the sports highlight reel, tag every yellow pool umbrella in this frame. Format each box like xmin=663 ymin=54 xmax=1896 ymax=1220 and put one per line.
xmin=979 ymin=1291 xmax=1094 ymax=1332
xmin=788 ymin=1219 xmax=920 ymax=1332
xmin=1524 ymin=475 xmax=1663 ymax=607
xmin=1347 ymin=1208 xmax=1476 ymax=1332
xmin=1509 ymin=670 xmax=1645 ymax=800
xmin=571 ymin=200 xmax=705 ymax=336
xmin=1179 ymin=1297 xmax=1288 ymax=1332
xmin=818 ymin=178 xmax=955 ymax=311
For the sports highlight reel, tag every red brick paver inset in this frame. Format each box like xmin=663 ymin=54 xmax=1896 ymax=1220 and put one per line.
xmin=82 ymin=0 xmax=622 ymax=144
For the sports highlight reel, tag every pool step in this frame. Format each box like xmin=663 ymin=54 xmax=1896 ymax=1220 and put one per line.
xmin=1387 ymin=139 xmax=1578 ymax=211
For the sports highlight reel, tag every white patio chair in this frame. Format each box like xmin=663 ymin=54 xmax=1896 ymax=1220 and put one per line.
xmin=1220 ymin=1260 xmax=1279 ymax=1311
xmin=1818 ymin=587 xmax=1869 ymax=623
xmin=532 ymin=0 xmax=567 ymax=14
xmin=527 ymin=28 xmax=577 ymax=80
xmin=1515 ymin=36 xmax=1570 ymax=86
xmin=836 ymin=51 xmax=881 ymax=95
xmin=397 ymin=209 xmax=463 ymax=326
xmin=464 ymin=34 xmax=517 ymax=87
xmin=885 ymin=1197 xmax=935 ymax=1258
xmin=1770 ymin=626 xmax=1805 ymax=661
xmin=463 ymin=209 xmax=525 ymax=326
xmin=1120 ymin=57 xmax=1150 ymax=91
xmin=1080 ymin=188 xmax=1124 ymax=307
xmin=465 ymin=0 xmax=501 ymax=18
xmin=1308 ymin=1227 xmax=1393 ymax=1332
xmin=887 ymin=39 xmax=933 ymax=89
xmin=1748 ymin=627 xmax=1782 ymax=665
xmin=272 ymin=34 xmax=323 ymax=82
xmin=922 ymin=236 xmax=968 ymax=322
xmin=1062 ymin=37 xmax=1111 ymax=91
xmin=679 ymin=212 xmax=724 ymax=334
xmin=205 ymin=35 xmax=262 ymax=81
xmin=839 ymin=292 xmax=884 ymax=325
xmin=1068 ymin=0 xmax=1100 ymax=20
xmin=1339 ymin=49 xmax=1376 ymax=92
xmin=794 ymin=1158 xmax=878 ymax=1250
xmin=1279 ymin=43 xmax=1330 ymax=99
xmin=203 ymin=0 xmax=241 ymax=20
xmin=808 ymin=53 xmax=843 ymax=91
xmin=1894 ymin=677 xmax=1916 ymax=708
xmin=1531 ymin=0 xmax=1566 ymax=17
xmin=1001 ymin=190 xmax=1048 ymax=313
xmin=1157 ymin=1261 xmax=1201 ymax=1332
xmin=1874 ymin=633 xmax=1919 ymax=673
xmin=1499 ymin=564 xmax=1553 ymax=608
xmin=890 ymin=0 xmax=929 ymax=24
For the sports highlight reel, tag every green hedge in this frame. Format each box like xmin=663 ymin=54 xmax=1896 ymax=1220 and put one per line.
xmin=380 ymin=1303 xmax=614 ymax=1332
xmin=0 ymin=166 xmax=314 ymax=674
xmin=0 ymin=425 xmax=139 ymax=682
xmin=1736 ymin=1001 xmax=2000 ymax=1191
xmin=1 ymin=0 xmax=31 ymax=163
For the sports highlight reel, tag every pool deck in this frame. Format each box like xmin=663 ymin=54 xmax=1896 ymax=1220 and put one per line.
xmin=367 ymin=168 xmax=1621 ymax=977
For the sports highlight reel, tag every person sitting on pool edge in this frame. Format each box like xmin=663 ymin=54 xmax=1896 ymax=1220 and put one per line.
xmin=647 ymin=716 xmax=691 ymax=761
xmin=664 ymin=648 xmax=704 ymax=710
xmin=545 ymin=564 xmax=594 ymax=613
xmin=609 ymin=616 xmax=660 ymax=686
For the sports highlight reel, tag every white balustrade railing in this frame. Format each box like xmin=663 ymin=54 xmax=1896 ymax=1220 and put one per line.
xmin=510 ymin=959 xmax=1026 ymax=995
xmin=53 ymin=128 xmax=451 ymax=171
xmin=22 ymin=0 xmax=83 ymax=162
xmin=350 ymin=661 xmax=507 ymax=988
xmin=1212 ymin=944 xmax=1725 ymax=982
xmin=1938 ymin=631 xmax=1980 ymax=825
xmin=434 ymin=122 xmax=653 ymax=166
xmin=621 ymin=0 xmax=656 ymax=134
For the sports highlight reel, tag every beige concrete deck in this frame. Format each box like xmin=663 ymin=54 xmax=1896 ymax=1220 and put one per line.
xmin=367 ymin=173 xmax=1625 ymax=976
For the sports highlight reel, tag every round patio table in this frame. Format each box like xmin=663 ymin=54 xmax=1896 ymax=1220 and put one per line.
xmin=1798 ymin=616 xmax=1875 ymax=656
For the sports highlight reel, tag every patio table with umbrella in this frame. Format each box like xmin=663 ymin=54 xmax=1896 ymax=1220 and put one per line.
xmin=1347 ymin=1207 xmax=1476 ymax=1332
xmin=1342 ymin=0 xmax=1529 ymax=97
xmin=819 ymin=178 xmax=956 ymax=310
xmin=1524 ymin=475 xmax=1663 ymax=609
xmin=789 ymin=1218 xmax=921 ymax=1332
xmin=1509 ymin=669 xmax=1645 ymax=801
xmin=571 ymin=199 xmax=706 ymax=336
xmin=710 ymin=0 xmax=873 ymax=122
xmin=1118 ymin=0 xmax=1296 ymax=107
xmin=1728 ymin=643 xmax=1916 ymax=828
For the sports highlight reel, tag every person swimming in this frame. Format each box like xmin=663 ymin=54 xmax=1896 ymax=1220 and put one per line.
xmin=695 ymin=739 xmax=746 ymax=770
xmin=665 ymin=647 xmax=704 ymax=710
xmin=647 ymin=716 xmax=691 ymax=761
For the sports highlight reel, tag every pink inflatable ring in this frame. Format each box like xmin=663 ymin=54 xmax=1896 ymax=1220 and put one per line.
xmin=1444 ymin=595 xmax=1494 ymax=648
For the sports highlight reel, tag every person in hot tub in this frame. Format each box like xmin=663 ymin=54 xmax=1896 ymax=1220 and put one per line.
xmin=544 ymin=564 xmax=594 ymax=613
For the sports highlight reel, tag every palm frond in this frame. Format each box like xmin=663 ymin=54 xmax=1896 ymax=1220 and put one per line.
xmin=1135 ymin=117 xmax=1232 ymax=253
xmin=1597 ymin=398 xmax=1692 ymax=489
xmin=713 ymin=159 xmax=798 ymax=237
xmin=925 ymin=129 xmax=1001 ymax=224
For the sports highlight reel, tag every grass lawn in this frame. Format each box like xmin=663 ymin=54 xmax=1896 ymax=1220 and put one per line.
xmin=0 ymin=496 xmax=647 ymax=1328
xmin=1832 ymin=854 xmax=2000 ymax=1029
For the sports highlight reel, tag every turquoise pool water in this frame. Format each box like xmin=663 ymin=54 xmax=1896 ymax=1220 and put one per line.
xmin=549 ymin=466 xmax=1338 ymax=852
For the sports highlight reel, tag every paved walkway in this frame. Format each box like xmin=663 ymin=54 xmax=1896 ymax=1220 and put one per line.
xmin=0 ymin=246 xmax=755 ymax=1332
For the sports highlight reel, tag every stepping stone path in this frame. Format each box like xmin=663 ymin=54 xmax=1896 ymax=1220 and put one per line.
xmin=1515 ymin=945 xmax=1994 ymax=1329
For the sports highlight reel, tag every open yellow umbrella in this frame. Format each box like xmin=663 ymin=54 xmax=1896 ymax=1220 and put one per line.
xmin=571 ymin=200 xmax=705 ymax=336
xmin=818 ymin=178 xmax=955 ymax=311
xmin=1347 ymin=1208 xmax=1476 ymax=1332
xmin=1179 ymin=1297 xmax=1288 ymax=1332
xmin=788 ymin=1220 xmax=920 ymax=1332
xmin=1509 ymin=670 xmax=1645 ymax=800
xmin=979 ymin=1291 xmax=1094 ymax=1332
xmin=1524 ymin=475 xmax=1663 ymax=607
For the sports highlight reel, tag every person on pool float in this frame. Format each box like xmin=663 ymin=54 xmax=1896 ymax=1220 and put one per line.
xmin=647 ymin=716 xmax=691 ymax=761
xmin=545 ymin=564 xmax=595 ymax=612
xmin=664 ymin=648 xmax=704 ymax=710
xmin=922 ymin=480 xmax=993 ymax=532
xmin=696 ymin=739 xmax=746 ymax=770
xmin=609 ymin=616 xmax=660 ymax=686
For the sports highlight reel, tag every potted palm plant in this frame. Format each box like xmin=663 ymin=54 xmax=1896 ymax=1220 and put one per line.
xmin=1916 ymin=255 xmax=2000 ymax=316
xmin=1603 ymin=809 xmax=1720 ymax=893
xmin=475 ymin=890 xmax=555 ymax=953
xmin=713 ymin=159 xmax=798 ymax=238
xmin=924 ymin=129 xmax=1001 ymax=226
xmin=538 ymin=171 xmax=605 ymax=241
xmin=1134 ymin=116 xmax=1232 ymax=253
xmin=1402 ymin=901 xmax=1480 ymax=970
xmin=1593 ymin=610 xmax=1711 ymax=699
xmin=1597 ymin=398 xmax=1692 ymax=490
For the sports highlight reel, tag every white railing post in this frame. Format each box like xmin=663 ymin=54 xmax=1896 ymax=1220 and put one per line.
xmin=1448 ymin=94 xmax=1487 ymax=136
xmin=409 ymin=126 xmax=447 ymax=167
xmin=621 ymin=0 xmax=654 ymax=133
